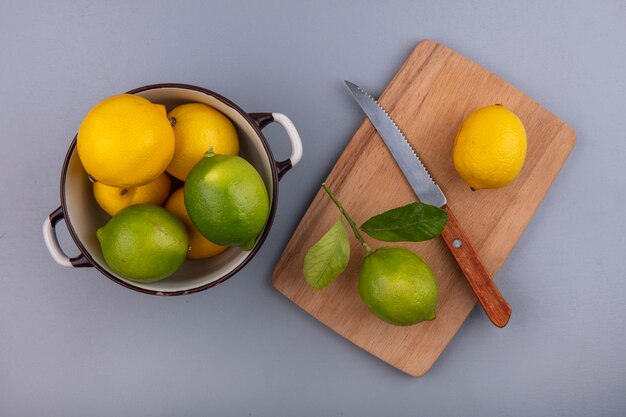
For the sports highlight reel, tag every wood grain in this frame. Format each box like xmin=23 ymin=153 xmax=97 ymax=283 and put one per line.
xmin=440 ymin=204 xmax=511 ymax=328
xmin=272 ymin=40 xmax=576 ymax=376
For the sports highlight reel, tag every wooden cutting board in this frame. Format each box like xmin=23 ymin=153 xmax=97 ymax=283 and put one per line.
xmin=272 ymin=40 xmax=575 ymax=376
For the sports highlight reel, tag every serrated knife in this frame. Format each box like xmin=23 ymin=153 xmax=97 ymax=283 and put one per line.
xmin=345 ymin=80 xmax=511 ymax=328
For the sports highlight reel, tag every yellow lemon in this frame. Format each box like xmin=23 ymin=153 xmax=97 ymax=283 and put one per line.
xmin=77 ymin=94 xmax=175 ymax=187
xmin=164 ymin=188 xmax=227 ymax=259
xmin=166 ymin=103 xmax=239 ymax=180
xmin=93 ymin=173 xmax=172 ymax=216
xmin=453 ymin=104 xmax=527 ymax=190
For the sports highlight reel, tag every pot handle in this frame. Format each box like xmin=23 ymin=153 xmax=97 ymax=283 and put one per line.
xmin=43 ymin=206 xmax=92 ymax=268
xmin=250 ymin=113 xmax=303 ymax=180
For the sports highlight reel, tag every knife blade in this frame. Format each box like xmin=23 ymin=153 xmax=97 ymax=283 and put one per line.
xmin=345 ymin=80 xmax=511 ymax=328
xmin=345 ymin=81 xmax=446 ymax=208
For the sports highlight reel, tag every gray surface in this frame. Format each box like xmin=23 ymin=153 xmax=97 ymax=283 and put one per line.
xmin=1 ymin=1 xmax=625 ymax=415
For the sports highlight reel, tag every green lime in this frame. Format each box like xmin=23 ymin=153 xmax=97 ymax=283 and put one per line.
xmin=359 ymin=246 xmax=438 ymax=326
xmin=96 ymin=204 xmax=188 ymax=282
xmin=184 ymin=151 xmax=269 ymax=250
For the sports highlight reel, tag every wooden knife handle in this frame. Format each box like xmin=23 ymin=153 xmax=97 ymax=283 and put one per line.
xmin=440 ymin=204 xmax=512 ymax=328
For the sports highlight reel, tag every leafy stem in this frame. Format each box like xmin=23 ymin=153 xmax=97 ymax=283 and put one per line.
xmin=322 ymin=183 xmax=373 ymax=255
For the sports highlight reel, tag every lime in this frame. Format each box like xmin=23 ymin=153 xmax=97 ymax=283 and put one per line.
xmin=453 ymin=104 xmax=527 ymax=190
xmin=164 ymin=188 xmax=228 ymax=259
xmin=359 ymin=246 xmax=438 ymax=326
xmin=184 ymin=150 xmax=269 ymax=250
xmin=96 ymin=204 xmax=188 ymax=282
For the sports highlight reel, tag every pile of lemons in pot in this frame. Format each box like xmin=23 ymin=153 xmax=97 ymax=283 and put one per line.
xmin=77 ymin=94 xmax=269 ymax=283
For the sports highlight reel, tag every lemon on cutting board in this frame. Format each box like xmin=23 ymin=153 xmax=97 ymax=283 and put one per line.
xmin=77 ymin=94 xmax=175 ymax=188
xmin=452 ymin=104 xmax=527 ymax=190
xmin=166 ymin=103 xmax=239 ymax=180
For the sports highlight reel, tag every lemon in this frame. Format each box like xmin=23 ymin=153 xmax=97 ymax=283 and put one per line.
xmin=453 ymin=104 xmax=527 ymax=190
xmin=77 ymin=94 xmax=175 ymax=187
xmin=165 ymin=188 xmax=227 ymax=259
xmin=93 ymin=172 xmax=172 ymax=216
xmin=96 ymin=204 xmax=188 ymax=283
xmin=184 ymin=150 xmax=269 ymax=251
xmin=359 ymin=247 xmax=438 ymax=326
xmin=166 ymin=103 xmax=239 ymax=180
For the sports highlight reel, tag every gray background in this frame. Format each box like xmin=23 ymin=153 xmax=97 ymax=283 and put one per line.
xmin=1 ymin=1 xmax=625 ymax=416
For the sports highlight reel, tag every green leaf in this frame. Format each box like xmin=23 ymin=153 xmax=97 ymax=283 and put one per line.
xmin=360 ymin=202 xmax=448 ymax=242
xmin=303 ymin=218 xmax=350 ymax=290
